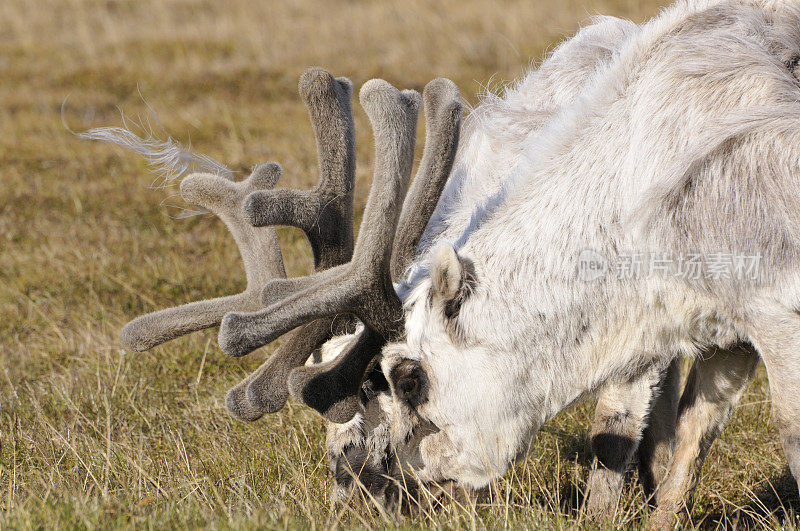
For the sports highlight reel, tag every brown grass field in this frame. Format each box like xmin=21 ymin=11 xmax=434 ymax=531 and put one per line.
xmin=2 ymin=0 xmax=799 ymax=528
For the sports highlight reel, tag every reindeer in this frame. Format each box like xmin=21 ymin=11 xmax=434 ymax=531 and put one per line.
xmin=84 ymin=0 xmax=800 ymax=525
xmin=83 ymin=8 xmax=684 ymax=518
xmin=307 ymin=15 xmax=685 ymax=512
xmin=207 ymin=0 xmax=800 ymax=526
xmin=83 ymin=15 xmax=684 ymax=515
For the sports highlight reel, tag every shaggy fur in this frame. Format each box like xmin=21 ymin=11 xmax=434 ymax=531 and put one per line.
xmin=377 ymin=0 xmax=800 ymax=520
xmin=327 ymin=13 xmax=683 ymax=513
xmin=90 ymin=0 xmax=800 ymax=521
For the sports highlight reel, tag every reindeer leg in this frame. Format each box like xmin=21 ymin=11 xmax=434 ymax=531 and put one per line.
xmin=637 ymin=357 xmax=681 ymax=498
xmin=584 ymin=363 xmax=666 ymax=516
xmin=650 ymin=344 xmax=758 ymax=530
xmin=744 ymin=306 xmax=800 ymax=493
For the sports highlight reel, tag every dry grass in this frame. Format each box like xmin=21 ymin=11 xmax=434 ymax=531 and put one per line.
xmin=1 ymin=0 xmax=799 ymax=527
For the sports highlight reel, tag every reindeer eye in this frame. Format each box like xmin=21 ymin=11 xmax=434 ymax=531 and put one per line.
xmin=390 ymin=360 xmax=428 ymax=407
xmin=399 ymin=377 xmax=419 ymax=396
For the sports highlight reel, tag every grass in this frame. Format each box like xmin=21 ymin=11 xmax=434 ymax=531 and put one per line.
xmin=1 ymin=0 xmax=799 ymax=527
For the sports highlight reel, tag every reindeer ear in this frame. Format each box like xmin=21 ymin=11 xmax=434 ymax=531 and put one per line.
xmin=431 ymin=243 xmax=467 ymax=313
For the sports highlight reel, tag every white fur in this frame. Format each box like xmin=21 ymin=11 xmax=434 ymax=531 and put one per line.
xmin=325 ymin=13 xmax=645 ymax=487
xmin=388 ymin=0 xmax=800 ymax=489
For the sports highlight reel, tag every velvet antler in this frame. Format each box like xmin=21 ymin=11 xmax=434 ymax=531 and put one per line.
xmin=219 ymin=77 xmax=461 ymax=423
xmin=289 ymin=78 xmax=461 ymax=422
xmin=225 ymin=67 xmax=358 ymax=420
xmin=390 ymin=78 xmax=462 ymax=279
xmin=119 ymin=163 xmax=287 ymax=352
xmin=111 ymin=67 xmax=358 ymax=423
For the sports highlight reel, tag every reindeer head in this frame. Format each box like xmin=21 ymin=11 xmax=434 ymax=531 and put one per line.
xmin=215 ymin=69 xmax=463 ymax=507
xmin=219 ymin=69 xmax=461 ymax=504
xmin=107 ymin=67 xmax=462 ymax=509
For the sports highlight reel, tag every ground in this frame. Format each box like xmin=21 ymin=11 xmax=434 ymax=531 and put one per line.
xmin=1 ymin=0 xmax=798 ymax=528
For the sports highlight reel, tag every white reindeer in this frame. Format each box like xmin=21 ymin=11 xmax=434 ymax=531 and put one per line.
xmin=377 ymin=0 xmax=800 ymax=526
xmin=212 ymin=0 xmax=800 ymax=526
xmin=321 ymin=14 xmax=683 ymax=513
xmin=83 ymin=14 xmax=670 ymax=515
xmin=85 ymin=0 xmax=800 ymax=525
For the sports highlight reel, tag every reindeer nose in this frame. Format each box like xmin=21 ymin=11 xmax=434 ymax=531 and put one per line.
xmin=335 ymin=444 xmax=393 ymax=494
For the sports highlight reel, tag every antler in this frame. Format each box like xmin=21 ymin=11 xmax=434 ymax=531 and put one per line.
xmin=114 ymin=67 xmax=358 ymax=424
xmin=224 ymin=67 xmax=358 ymax=421
xmin=244 ymin=67 xmax=355 ymax=269
xmin=390 ymin=78 xmax=462 ymax=279
xmin=219 ymin=77 xmax=461 ymax=423
xmin=218 ymin=79 xmax=421 ymax=421
xmin=289 ymin=78 xmax=461 ymax=422
xmin=119 ymin=163 xmax=287 ymax=352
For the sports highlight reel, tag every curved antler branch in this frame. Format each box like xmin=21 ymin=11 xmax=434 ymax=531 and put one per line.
xmin=290 ymin=327 xmax=385 ymax=423
xmin=225 ymin=315 xmax=352 ymax=420
xmin=242 ymin=67 xmax=355 ymax=269
xmin=120 ymin=164 xmax=286 ymax=352
xmin=223 ymin=68 xmax=358 ymax=420
xmin=391 ymin=78 xmax=462 ymax=279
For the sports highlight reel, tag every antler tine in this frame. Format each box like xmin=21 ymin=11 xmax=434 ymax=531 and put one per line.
xmin=290 ymin=327 xmax=385 ymax=422
xmin=218 ymin=80 xmax=421 ymax=357
xmin=225 ymin=67 xmax=358 ymax=420
xmin=120 ymin=163 xmax=286 ymax=352
xmin=225 ymin=316 xmax=352 ymax=420
xmin=288 ymin=77 xmax=462 ymax=423
xmin=243 ymin=67 xmax=355 ymax=269
xmin=391 ymin=78 xmax=462 ymax=278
